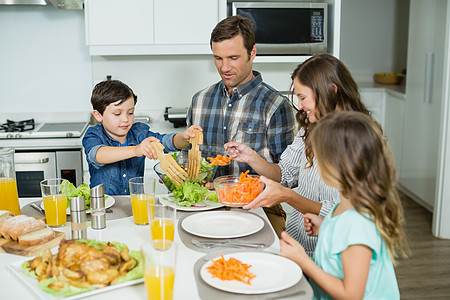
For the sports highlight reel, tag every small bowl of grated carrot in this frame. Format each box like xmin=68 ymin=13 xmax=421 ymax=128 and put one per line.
xmin=213 ymin=171 xmax=264 ymax=207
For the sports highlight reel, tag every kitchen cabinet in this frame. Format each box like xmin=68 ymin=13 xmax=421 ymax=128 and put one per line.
xmin=384 ymin=90 xmax=405 ymax=173
xmin=399 ymin=0 xmax=447 ymax=212
xmin=84 ymin=0 xmax=226 ymax=55
xmin=360 ymin=90 xmax=385 ymax=128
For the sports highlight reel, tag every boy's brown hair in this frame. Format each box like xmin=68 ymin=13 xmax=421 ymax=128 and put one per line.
xmin=91 ymin=80 xmax=137 ymax=115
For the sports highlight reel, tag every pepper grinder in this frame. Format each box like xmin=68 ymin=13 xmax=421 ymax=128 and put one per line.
xmin=90 ymin=184 xmax=106 ymax=230
xmin=70 ymin=197 xmax=87 ymax=239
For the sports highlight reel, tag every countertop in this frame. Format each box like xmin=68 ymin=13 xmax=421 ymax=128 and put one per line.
xmin=358 ymin=81 xmax=406 ymax=98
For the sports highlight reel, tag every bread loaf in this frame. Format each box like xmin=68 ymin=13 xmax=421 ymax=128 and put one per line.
xmin=18 ymin=227 xmax=55 ymax=246
xmin=0 ymin=215 xmax=46 ymax=240
xmin=0 ymin=210 xmax=14 ymax=223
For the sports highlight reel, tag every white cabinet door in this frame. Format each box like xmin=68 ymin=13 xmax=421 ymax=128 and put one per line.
xmin=85 ymin=0 xmax=154 ymax=45
xmin=400 ymin=0 xmax=447 ymax=210
xmin=154 ymin=0 xmax=219 ymax=45
xmin=85 ymin=0 xmax=225 ymax=55
xmin=384 ymin=91 xmax=405 ymax=173
xmin=360 ymin=90 xmax=385 ymax=128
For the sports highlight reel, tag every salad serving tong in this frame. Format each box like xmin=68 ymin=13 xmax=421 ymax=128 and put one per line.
xmin=187 ymin=129 xmax=203 ymax=180
xmin=151 ymin=141 xmax=188 ymax=186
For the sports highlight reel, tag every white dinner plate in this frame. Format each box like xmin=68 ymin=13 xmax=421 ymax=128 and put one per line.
xmin=8 ymin=258 xmax=144 ymax=300
xmin=40 ymin=196 xmax=115 ymax=215
xmin=159 ymin=194 xmax=223 ymax=212
xmin=200 ymin=252 xmax=302 ymax=294
xmin=181 ymin=211 xmax=264 ymax=238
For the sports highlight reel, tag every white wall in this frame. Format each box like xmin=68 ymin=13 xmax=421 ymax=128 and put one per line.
xmin=0 ymin=6 xmax=92 ymax=117
xmin=340 ymin=0 xmax=409 ymax=81
xmin=0 ymin=1 xmax=409 ymax=119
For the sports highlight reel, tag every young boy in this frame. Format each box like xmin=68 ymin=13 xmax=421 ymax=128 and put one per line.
xmin=82 ymin=80 xmax=201 ymax=195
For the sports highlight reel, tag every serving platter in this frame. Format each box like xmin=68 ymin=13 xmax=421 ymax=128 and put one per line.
xmin=200 ymin=252 xmax=302 ymax=294
xmin=8 ymin=258 xmax=144 ymax=300
xmin=159 ymin=194 xmax=223 ymax=212
xmin=181 ymin=211 xmax=264 ymax=238
xmin=40 ymin=196 xmax=115 ymax=215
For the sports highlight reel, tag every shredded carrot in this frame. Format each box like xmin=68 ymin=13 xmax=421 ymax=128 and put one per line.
xmin=217 ymin=171 xmax=263 ymax=204
xmin=206 ymin=255 xmax=256 ymax=285
xmin=207 ymin=154 xmax=232 ymax=166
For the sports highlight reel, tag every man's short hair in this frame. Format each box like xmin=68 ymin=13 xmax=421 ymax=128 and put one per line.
xmin=210 ymin=15 xmax=255 ymax=56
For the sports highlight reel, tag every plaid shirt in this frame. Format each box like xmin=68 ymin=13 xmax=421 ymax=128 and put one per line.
xmin=187 ymin=71 xmax=296 ymax=176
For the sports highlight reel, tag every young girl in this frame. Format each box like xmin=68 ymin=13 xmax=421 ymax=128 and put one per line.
xmin=280 ymin=111 xmax=409 ymax=299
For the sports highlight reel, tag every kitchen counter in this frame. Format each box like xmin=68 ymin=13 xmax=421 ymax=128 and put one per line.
xmin=358 ymin=81 xmax=406 ymax=98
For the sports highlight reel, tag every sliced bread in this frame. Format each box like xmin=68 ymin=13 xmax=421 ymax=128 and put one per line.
xmin=0 ymin=210 xmax=14 ymax=223
xmin=1 ymin=215 xmax=46 ymax=240
xmin=18 ymin=227 xmax=55 ymax=246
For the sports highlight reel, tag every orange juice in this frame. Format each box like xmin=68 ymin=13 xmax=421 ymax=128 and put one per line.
xmin=150 ymin=219 xmax=175 ymax=242
xmin=131 ymin=194 xmax=155 ymax=225
xmin=43 ymin=194 xmax=67 ymax=227
xmin=144 ymin=266 xmax=175 ymax=300
xmin=0 ymin=178 xmax=21 ymax=216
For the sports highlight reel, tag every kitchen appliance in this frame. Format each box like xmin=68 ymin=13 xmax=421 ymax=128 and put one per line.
xmin=164 ymin=107 xmax=188 ymax=128
xmin=232 ymin=2 xmax=327 ymax=55
xmin=0 ymin=119 xmax=89 ymax=198
xmin=0 ymin=119 xmax=88 ymax=139
xmin=0 ymin=0 xmax=83 ymax=9
xmin=15 ymin=150 xmax=83 ymax=198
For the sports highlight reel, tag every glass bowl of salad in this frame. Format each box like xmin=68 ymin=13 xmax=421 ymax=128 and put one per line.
xmin=153 ymin=152 xmax=218 ymax=193
xmin=213 ymin=172 xmax=264 ymax=207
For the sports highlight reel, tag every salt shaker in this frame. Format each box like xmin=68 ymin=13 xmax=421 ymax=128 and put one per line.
xmin=90 ymin=184 xmax=106 ymax=230
xmin=70 ymin=197 xmax=87 ymax=239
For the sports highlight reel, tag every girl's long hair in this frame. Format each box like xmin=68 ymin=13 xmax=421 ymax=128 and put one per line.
xmin=310 ymin=111 xmax=409 ymax=264
xmin=290 ymin=54 xmax=370 ymax=167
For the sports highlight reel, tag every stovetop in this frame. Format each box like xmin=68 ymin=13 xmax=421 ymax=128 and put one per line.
xmin=0 ymin=119 xmax=89 ymax=139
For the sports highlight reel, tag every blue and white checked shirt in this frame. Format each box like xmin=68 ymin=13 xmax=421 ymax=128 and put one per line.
xmin=187 ymin=71 xmax=296 ymax=177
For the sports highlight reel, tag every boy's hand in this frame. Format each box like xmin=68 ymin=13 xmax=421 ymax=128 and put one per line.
xmin=183 ymin=125 xmax=203 ymax=140
xmin=173 ymin=125 xmax=203 ymax=149
xmin=135 ymin=137 xmax=160 ymax=159
xmin=280 ymin=231 xmax=308 ymax=266
xmin=303 ymin=213 xmax=323 ymax=237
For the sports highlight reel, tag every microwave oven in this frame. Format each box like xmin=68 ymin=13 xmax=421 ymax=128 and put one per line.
xmin=232 ymin=2 xmax=328 ymax=55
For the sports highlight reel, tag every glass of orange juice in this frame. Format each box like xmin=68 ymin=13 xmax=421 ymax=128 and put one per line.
xmin=0 ymin=147 xmax=21 ymax=216
xmin=129 ymin=177 xmax=156 ymax=225
xmin=148 ymin=203 xmax=176 ymax=244
xmin=142 ymin=240 xmax=177 ymax=300
xmin=40 ymin=178 xmax=67 ymax=227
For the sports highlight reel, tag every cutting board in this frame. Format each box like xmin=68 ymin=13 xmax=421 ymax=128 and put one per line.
xmin=0 ymin=231 xmax=65 ymax=257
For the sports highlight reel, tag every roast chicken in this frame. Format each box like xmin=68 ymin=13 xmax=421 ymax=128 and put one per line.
xmin=27 ymin=239 xmax=138 ymax=290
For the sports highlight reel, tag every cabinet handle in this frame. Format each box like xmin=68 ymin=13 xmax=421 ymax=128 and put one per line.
xmin=15 ymin=157 xmax=50 ymax=164
xmin=424 ymin=52 xmax=434 ymax=104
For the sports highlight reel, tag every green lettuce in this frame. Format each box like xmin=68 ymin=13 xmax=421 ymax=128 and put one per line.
xmin=173 ymin=180 xmax=218 ymax=207
xmin=59 ymin=180 xmax=96 ymax=210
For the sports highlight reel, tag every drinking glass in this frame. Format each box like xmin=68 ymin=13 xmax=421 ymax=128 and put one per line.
xmin=0 ymin=147 xmax=21 ymax=215
xmin=40 ymin=178 xmax=67 ymax=227
xmin=129 ymin=176 xmax=156 ymax=225
xmin=148 ymin=203 xmax=176 ymax=243
xmin=142 ymin=241 xmax=177 ymax=300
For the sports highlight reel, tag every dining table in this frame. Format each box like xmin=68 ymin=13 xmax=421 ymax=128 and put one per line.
xmin=0 ymin=195 xmax=313 ymax=300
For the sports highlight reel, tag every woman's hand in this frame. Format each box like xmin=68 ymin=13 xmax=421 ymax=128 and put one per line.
xmin=303 ymin=213 xmax=323 ymax=237
xmin=243 ymin=176 xmax=288 ymax=209
xmin=224 ymin=141 xmax=256 ymax=164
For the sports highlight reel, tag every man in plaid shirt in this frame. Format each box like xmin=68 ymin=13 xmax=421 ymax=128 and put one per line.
xmin=187 ymin=15 xmax=296 ymax=237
